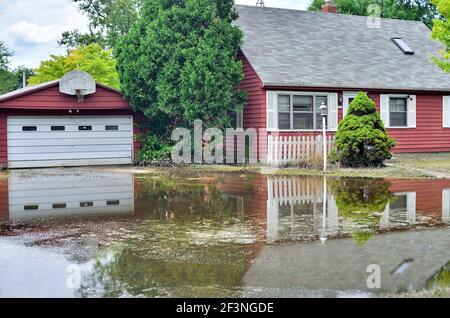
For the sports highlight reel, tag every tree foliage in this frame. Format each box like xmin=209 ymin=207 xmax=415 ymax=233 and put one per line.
xmin=329 ymin=177 xmax=395 ymax=245
xmin=60 ymin=0 xmax=141 ymax=48
xmin=115 ymin=0 xmax=245 ymax=137
xmin=0 ymin=41 xmax=13 ymax=70
xmin=0 ymin=42 xmax=35 ymax=94
xmin=28 ymin=44 xmax=120 ymax=88
xmin=335 ymin=92 xmax=396 ymax=167
xmin=58 ymin=29 xmax=106 ymax=49
xmin=431 ymin=0 xmax=450 ymax=72
xmin=308 ymin=0 xmax=439 ymax=28
xmin=0 ymin=67 xmax=34 ymax=95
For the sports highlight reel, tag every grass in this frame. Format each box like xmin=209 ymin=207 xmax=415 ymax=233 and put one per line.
xmin=395 ymin=153 xmax=450 ymax=176
xmin=3 ymin=152 xmax=450 ymax=180
xmin=185 ymin=153 xmax=450 ymax=179
xmin=185 ymin=162 xmax=431 ymax=179
xmin=382 ymin=287 xmax=450 ymax=298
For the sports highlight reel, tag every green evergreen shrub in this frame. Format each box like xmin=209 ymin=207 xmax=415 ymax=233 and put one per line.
xmin=335 ymin=92 xmax=396 ymax=167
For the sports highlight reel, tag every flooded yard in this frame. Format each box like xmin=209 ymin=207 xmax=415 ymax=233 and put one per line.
xmin=0 ymin=168 xmax=449 ymax=298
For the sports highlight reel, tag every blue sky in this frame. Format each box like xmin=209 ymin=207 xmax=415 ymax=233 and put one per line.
xmin=0 ymin=0 xmax=310 ymax=69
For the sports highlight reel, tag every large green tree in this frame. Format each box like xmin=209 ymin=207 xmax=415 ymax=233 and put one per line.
xmin=28 ymin=44 xmax=120 ymax=88
xmin=431 ymin=0 xmax=450 ymax=71
xmin=60 ymin=0 xmax=141 ymax=48
xmin=308 ymin=0 xmax=439 ymax=28
xmin=115 ymin=0 xmax=245 ymax=135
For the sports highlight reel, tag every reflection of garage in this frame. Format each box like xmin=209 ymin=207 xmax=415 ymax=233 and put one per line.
xmin=0 ymin=71 xmax=139 ymax=169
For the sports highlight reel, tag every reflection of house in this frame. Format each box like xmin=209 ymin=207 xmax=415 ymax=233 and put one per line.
xmin=265 ymin=176 xmax=450 ymax=242
xmin=1 ymin=171 xmax=134 ymax=222
xmin=214 ymin=174 xmax=450 ymax=243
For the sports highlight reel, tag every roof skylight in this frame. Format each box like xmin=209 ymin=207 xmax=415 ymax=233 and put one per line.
xmin=392 ymin=37 xmax=414 ymax=55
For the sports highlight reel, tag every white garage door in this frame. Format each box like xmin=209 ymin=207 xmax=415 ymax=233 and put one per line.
xmin=7 ymin=116 xmax=133 ymax=168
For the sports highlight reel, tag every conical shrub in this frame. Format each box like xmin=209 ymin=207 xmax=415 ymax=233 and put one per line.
xmin=335 ymin=92 xmax=396 ymax=167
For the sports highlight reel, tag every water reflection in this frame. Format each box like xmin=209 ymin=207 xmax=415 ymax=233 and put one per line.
xmin=2 ymin=170 xmax=134 ymax=222
xmin=265 ymin=176 xmax=448 ymax=243
xmin=1 ymin=170 xmax=450 ymax=297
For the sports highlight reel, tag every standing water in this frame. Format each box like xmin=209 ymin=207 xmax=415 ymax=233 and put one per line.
xmin=0 ymin=169 xmax=449 ymax=297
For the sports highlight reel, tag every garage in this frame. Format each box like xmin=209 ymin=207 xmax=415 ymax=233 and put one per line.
xmin=7 ymin=116 xmax=133 ymax=168
xmin=0 ymin=70 xmax=139 ymax=169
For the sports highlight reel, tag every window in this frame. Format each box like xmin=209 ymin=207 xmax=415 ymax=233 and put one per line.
xmin=343 ymin=92 xmax=359 ymax=118
xmin=389 ymin=97 xmax=408 ymax=127
xmin=293 ymin=95 xmax=313 ymax=129
xmin=390 ymin=194 xmax=407 ymax=213
xmin=231 ymin=110 xmax=243 ymax=129
xmin=392 ymin=37 xmax=414 ymax=55
xmin=22 ymin=126 xmax=37 ymax=131
xmin=78 ymin=125 xmax=92 ymax=131
xmin=52 ymin=203 xmax=67 ymax=209
xmin=106 ymin=200 xmax=120 ymax=206
xmin=24 ymin=205 xmax=38 ymax=210
xmin=105 ymin=125 xmax=119 ymax=131
xmin=80 ymin=201 xmax=94 ymax=207
xmin=277 ymin=95 xmax=291 ymax=129
xmin=51 ymin=126 xmax=65 ymax=131
xmin=277 ymin=94 xmax=328 ymax=130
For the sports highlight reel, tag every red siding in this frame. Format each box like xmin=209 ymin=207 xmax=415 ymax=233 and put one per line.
xmin=368 ymin=92 xmax=450 ymax=153
xmin=0 ymin=84 xmax=129 ymax=110
xmin=239 ymin=52 xmax=267 ymax=160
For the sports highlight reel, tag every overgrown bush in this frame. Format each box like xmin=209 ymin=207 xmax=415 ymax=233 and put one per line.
xmin=136 ymin=135 xmax=172 ymax=165
xmin=335 ymin=92 xmax=396 ymax=167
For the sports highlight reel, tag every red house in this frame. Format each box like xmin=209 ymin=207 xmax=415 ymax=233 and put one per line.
xmin=235 ymin=3 xmax=450 ymax=159
xmin=0 ymin=70 xmax=140 ymax=169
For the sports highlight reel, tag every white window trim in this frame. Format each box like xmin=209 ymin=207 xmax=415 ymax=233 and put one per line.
xmin=442 ymin=188 xmax=450 ymax=223
xmin=443 ymin=96 xmax=450 ymax=128
xmin=342 ymin=91 xmax=359 ymax=118
xmin=387 ymin=94 xmax=410 ymax=129
xmin=267 ymin=91 xmax=337 ymax=132
xmin=381 ymin=191 xmax=416 ymax=227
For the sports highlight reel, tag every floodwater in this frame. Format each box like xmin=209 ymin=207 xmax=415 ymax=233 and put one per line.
xmin=0 ymin=168 xmax=449 ymax=298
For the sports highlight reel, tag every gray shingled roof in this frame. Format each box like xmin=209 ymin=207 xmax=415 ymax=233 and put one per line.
xmin=235 ymin=5 xmax=450 ymax=92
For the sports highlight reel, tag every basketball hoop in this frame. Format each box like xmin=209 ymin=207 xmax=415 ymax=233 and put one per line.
xmin=75 ymin=89 xmax=88 ymax=102
xmin=59 ymin=70 xmax=96 ymax=103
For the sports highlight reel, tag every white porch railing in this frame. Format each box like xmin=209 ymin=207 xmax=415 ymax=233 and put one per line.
xmin=267 ymin=135 xmax=335 ymax=166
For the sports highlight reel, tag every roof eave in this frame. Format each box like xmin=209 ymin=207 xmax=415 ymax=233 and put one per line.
xmin=262 ymin=82 xmax=450 ymax=93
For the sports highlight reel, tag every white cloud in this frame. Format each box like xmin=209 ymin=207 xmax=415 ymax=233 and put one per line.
xmin=0 ymin=0 xmax=89 ymax=68
xmin=9 ymin=21 xmax=61 ymax=44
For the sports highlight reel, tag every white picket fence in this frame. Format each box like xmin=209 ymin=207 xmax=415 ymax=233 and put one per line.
xmin=267 ymin=135 xmax=335 ymax=166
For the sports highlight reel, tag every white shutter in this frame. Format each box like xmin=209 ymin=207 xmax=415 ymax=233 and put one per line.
xmin=267 ymin=91 xmax=277 ymax=131
xmin=443 ymin=189 xmax=450 ymax=223
xmin=380 ymin=203 xmax=390 ymax=228
xmin=443 ymin=96 xmax=450 ymax=128
xmin=408 ymin=95 xmax=416 ymax=128
xmin=328 ymin=93 xmax=338 ymax=130
xmin=236 ymin=109 xmax=243 ymax=129
xmin=380 ymin=94 xmax=390 ymax=128
xmin=406 ymin=192 xmax=416 ymax=225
